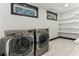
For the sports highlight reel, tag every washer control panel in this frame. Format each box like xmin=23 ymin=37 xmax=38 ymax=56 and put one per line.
xmin=5 ymin=30 xmax=34 ymax=37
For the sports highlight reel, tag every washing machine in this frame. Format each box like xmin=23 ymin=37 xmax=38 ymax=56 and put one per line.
xmin=34 ymin=28 xmax=49 ymax=56
xmin=0 ymin=30 xmax=34 ymax=56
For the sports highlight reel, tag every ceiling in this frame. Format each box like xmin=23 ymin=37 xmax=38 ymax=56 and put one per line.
xmin=31 ymin=3 xmax=79 ymax=13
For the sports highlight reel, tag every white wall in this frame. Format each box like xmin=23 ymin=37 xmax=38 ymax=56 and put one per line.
xmin=0 ymin=3 xmax=59 ymax=39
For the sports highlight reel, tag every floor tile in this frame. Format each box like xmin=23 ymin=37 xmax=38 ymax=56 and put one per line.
xmin=42 ymin=38 xmax=78 ymax=56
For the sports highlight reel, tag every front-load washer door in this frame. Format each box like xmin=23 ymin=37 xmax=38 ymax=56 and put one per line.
xmin=38 ymin=33 xmax=49 ymax=48
xmin=8 ymin=35 xmax=34 ymax=56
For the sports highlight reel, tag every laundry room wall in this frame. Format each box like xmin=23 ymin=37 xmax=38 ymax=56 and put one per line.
xmin=0 ymin=3 xmax=59 ymax=39
xmin=59 ymin=7 xmax=79 ymax=39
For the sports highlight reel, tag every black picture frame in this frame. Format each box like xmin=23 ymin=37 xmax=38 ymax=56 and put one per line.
xmin=47 ymin=11 xmax=57 ymax=21
xmin=11 ymin=3 xmax=38 ymax=18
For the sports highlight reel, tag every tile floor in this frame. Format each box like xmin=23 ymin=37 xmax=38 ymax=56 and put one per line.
xmin=42 ymin=38 xmax=79 ymax=56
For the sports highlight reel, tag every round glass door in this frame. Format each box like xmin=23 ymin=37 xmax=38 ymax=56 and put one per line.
xmin=9 ymin=35 xmax=33 ymax=56
xmin=38 ymin=33 xmax=49 ymax=48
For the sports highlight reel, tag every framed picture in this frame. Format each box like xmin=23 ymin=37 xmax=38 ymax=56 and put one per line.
xmin=11 ymin=3 xmax=38 ymax=18
xmin=47 ymin=11 xmax=57 ymax=21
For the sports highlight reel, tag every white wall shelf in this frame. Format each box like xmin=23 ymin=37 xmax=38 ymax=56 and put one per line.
xmin=59 ymin=14 xmax=79 ymax=21
xmin=59 ymin=20 xmax=79 ymax=24
xmin=59 ymin=15 xmax=75 ymax=20
xmin=59 ymin=27 xmax=73 ymax=29
xmin=59 ymin=31 xmax=79 ymax=34
xmin=59 ymin=27 xmax=79 ymax=29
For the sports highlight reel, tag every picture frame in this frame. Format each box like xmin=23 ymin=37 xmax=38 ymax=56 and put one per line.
xmin=47 ymin=11 xmax=57 ymax=21
xmin=11 ymin=3 xmax=38 ymax=18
